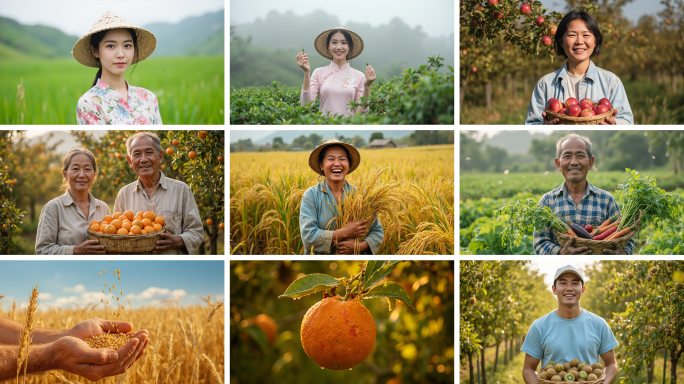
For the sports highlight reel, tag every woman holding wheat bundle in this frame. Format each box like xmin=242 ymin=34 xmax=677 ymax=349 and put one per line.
xmin=73 ymin=11 xmax=162 ymax=125
xmin=299 ymin=138 xmax=384 ymax=255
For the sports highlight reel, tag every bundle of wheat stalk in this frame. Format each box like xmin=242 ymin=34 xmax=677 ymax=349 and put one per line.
xmin=16 ymin=285 xmax=39 ymax=384
xmin=326 ymin=167 xmax=405 ymax=255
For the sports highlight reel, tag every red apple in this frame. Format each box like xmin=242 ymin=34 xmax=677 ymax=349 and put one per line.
xmin=579 ymin=98 xmax=592 ymax=105
xmin=567 ymin=104 xmax=582 ymax=117
xmin=542 ymin=36 xmax=552 ymax=46
xmin=550 ymin=26 xmax=557 ymax=36
xmin=492 ymin=11 xmax=503 ymax=19
xmin=595 ymin=105 xmax=610 ymax=115
xmin=478 ymin=6 xmax=484 ymax=10
xmin=547 ymin=98 xmax=562 ymax=112
xmin=535 ymin=17 xmax=544 ymax=26
xmin=579 ymin=101 xmax=593 ymax=111
xmin=472 ymin=66 xmax=477 ymax=72
xmin=559 ymin=107 xmax=567 ymax=115
xmin=520 ymin=4 xmax=531 ymax=14
xmin=565 ymin=98 xmax=579 ymax=108
xmin=598 ymin=98 xmax=612 ymax=108
xmin=488 ymin=0 xmax=498 ymax=5
xmin=580 ymin=109 xmax=596 ymax=117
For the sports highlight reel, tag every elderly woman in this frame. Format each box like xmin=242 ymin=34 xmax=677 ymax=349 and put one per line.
xmin=113 ymin=132 xmax=204 ymax=254
xmin=36 ymin=148 xmax=110 ymax=255
xmin=299 ymin=138 xmax=384 ymax=255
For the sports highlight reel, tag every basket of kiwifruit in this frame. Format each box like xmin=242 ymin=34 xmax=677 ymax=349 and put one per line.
xmin=537 ymin=359 xmax=606 ymax=383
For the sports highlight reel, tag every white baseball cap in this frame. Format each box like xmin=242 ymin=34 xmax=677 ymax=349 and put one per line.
xmin=554 ymin=265 xmax=584 ymax=284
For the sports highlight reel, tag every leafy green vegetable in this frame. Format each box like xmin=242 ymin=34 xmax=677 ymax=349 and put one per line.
xmin=302 ymin=49 xmax=305 ymax=53
xmin=367 ymin=62 xmax=369 ymax=66
xmin=495 ymin=198 xmax=570 ymax=246
xmin=616 ymin=168 xmax=684 ymax=231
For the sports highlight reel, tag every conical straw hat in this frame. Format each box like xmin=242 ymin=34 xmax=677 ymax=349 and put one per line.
xmin=309 ymin=138 xmax=361 ymax=175
xmin=72 ymin=11 xmax=157 ymax=67
xmin=314 ymin=27 xmax=364 ymax=60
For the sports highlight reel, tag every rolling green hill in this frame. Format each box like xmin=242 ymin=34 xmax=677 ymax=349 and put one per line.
xmin=0 ymin=16 xmax=78 ymax=59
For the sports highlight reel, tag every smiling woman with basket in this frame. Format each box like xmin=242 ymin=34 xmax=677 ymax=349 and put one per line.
xmin=74 ymin=11 xmax=162 ymax=125
xmin=35 ymin=148 xmax=110 ymax=255
xmin=524 ymin=11 xmax=634 ymax=125
xmin=296 ymin=27 xmax=376 ymax=118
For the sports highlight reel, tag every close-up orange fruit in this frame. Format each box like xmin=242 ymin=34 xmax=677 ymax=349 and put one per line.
xmin=130 ymin=225 xmax=142 ymax=234
xmin=123 ymin=210 xmax=134 ymax=220
xmin=103 ymin=215 xmax=113 ymax=223
xmin=250 ymin=314 xmax=278 ymax=345
xmin=141 ymin=218 xmax=153 ymax=227
xmin=105 ymin=225 xmax=117 ymax=234
xmin=140 ymin=229 xmax=148 ymax=234
xmin=153 ymin=223 xmax=163 ymax=232
xmin=132 ymin=219 xmax=143 ymax=228
xmin=199 ymin=131 xmax=207 ymax=139
xmin=90 ymin=223 xmax=100 ymax=232
xmin=188 ymin=151 xmax=197 ymax=159
xmin=121 ymin=222 xmax=132 ymax=231
xmin=112 ymin=212 xmax=123 ymax=220
xmin=300 ymin=296 xmax=376 ymax=370
xmin=219 ymin=223 xmax=224 ymax=230
xmin=143 ymin=211 xmax=156 ymax=221
xmin=90 ymin=220 xmax=99 ymax=227
xmin=144 ymin=226 xmax=155 ymax=233
xmin=172 ymin=139 xmax=179 ymax=146
xmin=207 ymin=218 xmax=213 ymax=226
xmin=155 ymin=216 xmax=165 ymax=225
xmin=166 ymin=148 xmax=174 ymax=155
xmin=110 ymin=219 xmax=122 ymax=230
xmin=116 ymin=228 xmax=128 ymax=235
xmin=136 ymin=211 xmax=144 ymax=218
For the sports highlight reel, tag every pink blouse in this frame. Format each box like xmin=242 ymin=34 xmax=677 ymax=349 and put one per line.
xmin=301 ymin=61 xmax=369 ymax=118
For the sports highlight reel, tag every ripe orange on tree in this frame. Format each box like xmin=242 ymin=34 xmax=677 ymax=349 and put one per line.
xmin=206 ymin=219 xmax=213 ymax=226
xmin=249 ymin=314 xmax=278 ymax=345
xmin=166 ymin=148 xmax=173 ymax=155
xmin=300 ymin=296 xmax=376 ymax=370
xmin=188 ymin=151 xmax=197 ymax=160
xmin=199 ymin=131 xmax=207 ymax=139
xmin=219 ymin=223 xmax=224 ymax=229
xmin=218 ymin=156 xmax=224 ymax=163
xmin=172 ymin=139 xmax=179 ymax=146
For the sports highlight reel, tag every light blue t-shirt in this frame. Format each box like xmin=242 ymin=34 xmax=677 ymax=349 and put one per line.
xmin=521 ymin=308 xmax=618 ymax=367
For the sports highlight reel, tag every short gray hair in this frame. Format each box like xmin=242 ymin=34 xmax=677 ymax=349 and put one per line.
xmin=126 ymin=132 xmax=162 ymax=156
xmin=60 ymin=148 xmax=98 ymax=192
xmin=556 ymin=133 xmax=593 ymax=160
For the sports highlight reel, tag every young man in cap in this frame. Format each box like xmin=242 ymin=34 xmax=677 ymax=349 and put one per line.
xmin=521 ymin=265 xmax=618 ymax=384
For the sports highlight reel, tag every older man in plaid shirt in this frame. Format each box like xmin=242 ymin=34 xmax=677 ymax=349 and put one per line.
xmin=534 ymin=134 xmax=634 ymax=255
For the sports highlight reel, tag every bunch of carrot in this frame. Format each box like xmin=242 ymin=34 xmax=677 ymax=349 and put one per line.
xmin=588 ymin=213 xmax=633 ymax=241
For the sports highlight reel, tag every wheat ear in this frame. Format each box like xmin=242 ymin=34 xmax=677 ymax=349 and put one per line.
xmin=201 ymin=353 xmax=224 ymax=384
xmin=50 ymin=371 xmax=82 ymax=384
xmin=16 ymin=285 xmax=38 ymax=384
xmin=192 ymin=301 xmax=224 ymax=383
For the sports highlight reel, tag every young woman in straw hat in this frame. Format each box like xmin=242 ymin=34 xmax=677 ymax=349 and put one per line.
xmin=299 ymin=138 xmax=384 ymax=255
xmin=73 ymin=11 xmax=162 ymax=125
xmin=296 ymin=27 xmax=377 ymax=118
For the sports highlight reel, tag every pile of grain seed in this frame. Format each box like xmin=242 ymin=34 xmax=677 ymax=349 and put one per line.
xmin=84 ymin=333 xmax=133 ymax=350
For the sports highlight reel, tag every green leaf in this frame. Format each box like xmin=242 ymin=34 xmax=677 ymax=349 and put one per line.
xmin=364 ymin=261 xmax=385 ymax=285
xmin=278 ymin=273 xmax=341 ymax=299
xmin=243 ymin=325 xmax=268 ymax=353
xmin=364 ymin=261 xmax=400 ymax=290
xmin=362 ymin=281 xmax=414 ymax=309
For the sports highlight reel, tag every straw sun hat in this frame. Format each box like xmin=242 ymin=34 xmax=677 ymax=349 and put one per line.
xmin=309 ymin=138 xmax=361 ymax=176
xmin=314 ymin=27 xmax=364 ymax=60
xmin=72 ymin=11 xmax=157 ymax=67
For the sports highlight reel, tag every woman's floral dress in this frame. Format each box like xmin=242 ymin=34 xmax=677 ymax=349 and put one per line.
xmin=77 ymin=79 xmax=162 ymax=125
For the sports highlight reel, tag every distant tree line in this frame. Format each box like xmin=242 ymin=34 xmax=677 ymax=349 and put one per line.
xmin=460 ymin=131 xmax=684 ymax=174
xmin=230 ymin=130 xmax=454 ymax=152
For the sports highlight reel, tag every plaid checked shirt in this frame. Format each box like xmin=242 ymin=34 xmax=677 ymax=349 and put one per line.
xmin=533 ymin=180 xmax=634 ymax=255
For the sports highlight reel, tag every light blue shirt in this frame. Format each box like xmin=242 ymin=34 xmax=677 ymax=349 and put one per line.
xmin=525 ymin=60 xmax=634 ymax=125
xmin=521 ymin=308 xmax=619 ymax=367
xmin=299 ymin=179 xmax=383 ymax=255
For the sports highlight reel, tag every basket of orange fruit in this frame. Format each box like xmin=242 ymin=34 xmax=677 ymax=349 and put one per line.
xmin=87 ymin=210 xmax=167 ymax=254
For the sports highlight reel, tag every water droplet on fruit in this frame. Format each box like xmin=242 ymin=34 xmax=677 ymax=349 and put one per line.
xmin=321 ymin=367 xmax=324 ymax=369
xmin=349 ymin=368 xmax=352 ymax=370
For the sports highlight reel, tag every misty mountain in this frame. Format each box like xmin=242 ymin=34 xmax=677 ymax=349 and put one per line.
xmin=234 ymin=130 xmax=415 ymax=146
xmin=0 ymin=16 xmax=78 ymax=59
xmin=483 ymin=131 xmax=552 ymax=154
xmin=231 ymin=10 xmax=454 ymax=88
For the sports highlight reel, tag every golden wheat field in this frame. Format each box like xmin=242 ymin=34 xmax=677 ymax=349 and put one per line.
xmin=0 ymin=300 xmax=224 ymax=384
xmin=229 ymin=145 xmax=455 ymax=255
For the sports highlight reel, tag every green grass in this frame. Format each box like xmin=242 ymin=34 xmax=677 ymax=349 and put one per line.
xmin=460 ymin=78 xmax=684 ymax=124
xmin=0 ymin=56 xmax=224 ymax=124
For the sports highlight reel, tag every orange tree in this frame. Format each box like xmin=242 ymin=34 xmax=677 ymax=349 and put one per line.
xmin=587 ymin=261 xmax=684 ymax=384
xmin=0 ymin=131 xmax=27 ymax=254
xmin=73 ymin=130 xmax=225 ymax=254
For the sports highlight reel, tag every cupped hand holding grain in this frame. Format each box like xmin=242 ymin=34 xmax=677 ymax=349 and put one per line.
xmin=51 ymin=330 xmax=148 ymax=382
xmin=73 ymin=239 xmax=106 ymax=254
xmin=68 ymin=318 xmax=134 ymax=340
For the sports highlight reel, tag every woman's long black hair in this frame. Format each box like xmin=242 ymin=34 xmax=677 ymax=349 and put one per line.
xmin=90 ymin=28 xmax=139 ymax=87
xmin=326 ymin=29 xmax=354 ymax=67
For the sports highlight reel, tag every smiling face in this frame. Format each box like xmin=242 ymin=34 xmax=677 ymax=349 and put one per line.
xmin=63 ymin=153 xmax=96 ymax=194
xmin=328 ymin=32 xmax=349 ymax=60
xmin=127 ymin=136 xmax=162 ymax=179
xmin=319 ymin=146 xmax=350 ymax=182
xmin=92 ymin=28 xmax=135 ymax=76
xmin=561 ymin=19 xmax=595 ymax=63
xmin=552 ymin=272 xmax=585 ymax=306
xmin=555 ymin=138 xmax=594 ymax=183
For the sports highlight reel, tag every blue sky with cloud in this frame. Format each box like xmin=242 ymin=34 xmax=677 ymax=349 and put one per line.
xmin=0 ymin=261 xmax=223 ymax=311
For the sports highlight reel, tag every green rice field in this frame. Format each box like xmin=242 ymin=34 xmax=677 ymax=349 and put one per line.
xmin=0 ymin=56 xmax=224 ymax=124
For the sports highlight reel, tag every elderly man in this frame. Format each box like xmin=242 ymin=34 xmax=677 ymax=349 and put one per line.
xmin=114 ymin=132 xmax=204 ymax=254
xmin=534 ymin=133 xmax=634 ymax=255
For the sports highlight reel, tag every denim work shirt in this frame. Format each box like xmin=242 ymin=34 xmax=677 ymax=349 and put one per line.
xmin=525 ymin=60 xmax=634 ymax=125
xmin=533 ymin=180 xmax=634 ymax=255
xmin=300 ymin=179 xmax=383 ymax=255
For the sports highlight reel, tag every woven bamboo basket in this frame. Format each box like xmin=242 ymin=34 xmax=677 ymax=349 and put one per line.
xmin=552 ymin=210 xmax=642 ymax=254
xmin=537 ymin=368 xmax=606 ymax=383
xmin=545 ymin=103 xmax=614 ymax=125
xmin=87 ymin=224 xmax=167 ymax=254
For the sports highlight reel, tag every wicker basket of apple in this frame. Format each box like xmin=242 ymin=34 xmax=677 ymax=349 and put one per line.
xmin=545 ymin=97 xmax=614 ymax=125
